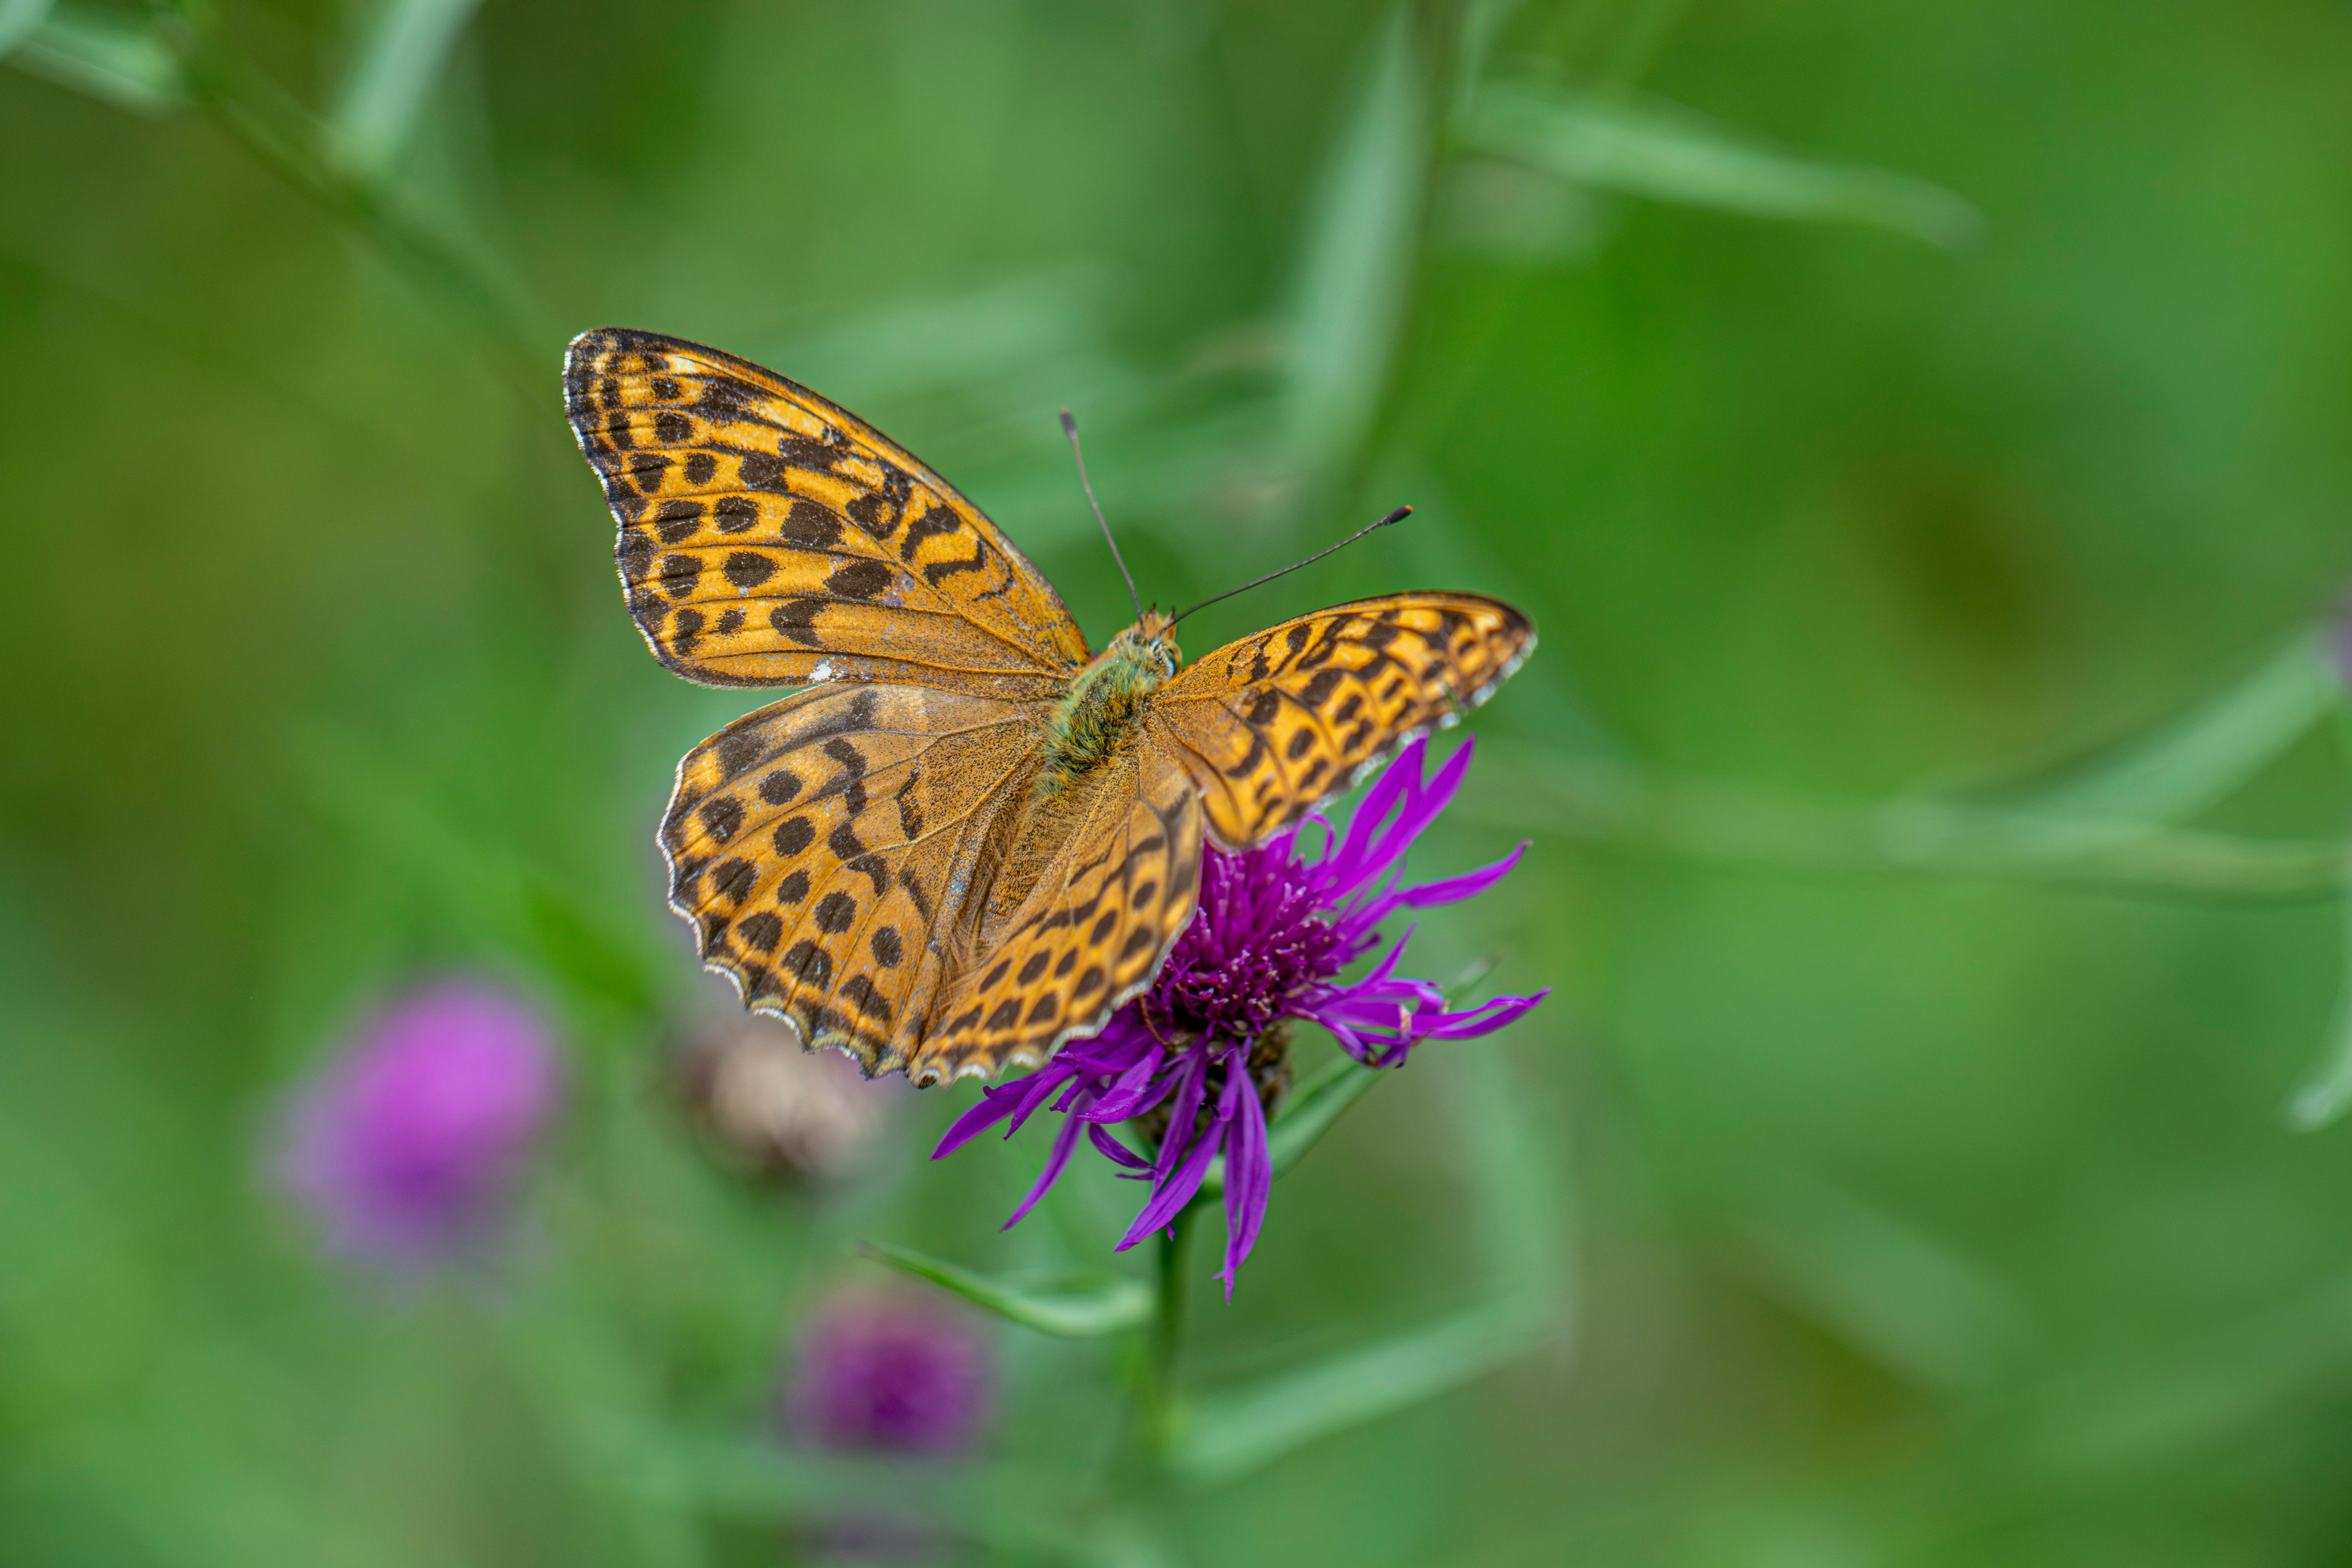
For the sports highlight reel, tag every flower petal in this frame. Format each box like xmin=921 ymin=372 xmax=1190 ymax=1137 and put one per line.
xmin=1399 ymin=840 xmax=1527 ymax=908
xmin=1086 ymin=1122 xmax=1153 ymax=1172
xmin=1152 ymin=1046 xmax=1213 ymax=1185
xmin=1079 ymin=1042 xmax=1166 ymax=1123
xmin=1002 ymin=1110 xmax=1086 ymax=1228
xmin=1216 ymin=1064 xmax=1271 ymax=1299
xmin=1117 ymin=1111 xmax=1228 ymax=1251
xmin=1416 ymin=987 xmax=1552 ymax=1039
xmin=1321 ymin=738 xmax=1426 ymax=895
xmin=931 ymin=1081 xmax=1027 ymax=1158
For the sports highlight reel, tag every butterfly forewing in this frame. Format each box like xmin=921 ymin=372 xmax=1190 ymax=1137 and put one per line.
xmin=1154 ymin=593 xmax=1533 ymax=847
xmin=664 ymin=682 xmax=1049 ymax=1075
xmin=566 ymin=328 xmax=1088 ymax=700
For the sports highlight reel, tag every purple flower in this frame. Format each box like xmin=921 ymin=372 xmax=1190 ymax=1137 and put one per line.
xmin=934 ymin=737 xmax=1547 ymax=1297
xmin=784 ymin=1290 xmax=994 ymax=1456
xmin=277 ymin=981 xmax=563 ymax=1271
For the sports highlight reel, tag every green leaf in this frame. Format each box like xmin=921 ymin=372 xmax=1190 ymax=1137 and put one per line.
xmin=8 ymin=6 xmax=182 ymax=114
xmin=861 ymin=1241 xmax=1152 ymax=1338
xmin=1281 ymin=4 xmax=1427 ymax=465
xmin=2004 ymin=631 xmax=2339 ymax=828
xmin=330 ymin=0 xmax=484 ymax=173
xmin=1173 ymin=1296 xmax=1553 ymax=1485
xmin=1456 ymin=80 xmax=1979 ymax=248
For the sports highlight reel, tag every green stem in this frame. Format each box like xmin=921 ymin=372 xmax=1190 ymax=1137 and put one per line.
xmin=1141 ymin=1204 xmax=1199 ymax=1463
xmin=1463 ymin=745 xmax=2352 ymax=901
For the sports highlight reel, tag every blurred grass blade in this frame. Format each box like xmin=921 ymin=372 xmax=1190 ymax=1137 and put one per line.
xmin=1282 ymin=4 xmax=1427 ymax=466
xmin=2285 ymin=880 xmax=2352 ymax=1131
xmin=331 ymin=0 xmax=483 ymax=173
xmin=1179 ymin=1040 xmax=1568 ymax=1483
xmin=1462 ymin=742 xmax=2352 ymax=899
xmin=0 ymin=0 xmax=51 ymax=59
xmin=1266 ymin=1056 xmax=1384 ymax=1179
xmin=1174 ymin=1296 xmax=1550 ymax=1485
xmin=596 ymin=1421 xmax=1077 ymax=1554
xmin=2006 ymin=630 xmax=2338 ymax=827
xmin=8 ymin=5 xmax=182 ymax=113
xmin=1451 ymin=0 xmax=1523 ymax=107
xmin=1457 ymin=80 xmax=1978 ymax=248
xmin=1739 ymin=1176 xmax=2021 ymax=1390
xmin=861 ymin=1241 xmax=1152 ymax=1338
xmin=1455 ymin=1041 xmax=1572 ymax=1303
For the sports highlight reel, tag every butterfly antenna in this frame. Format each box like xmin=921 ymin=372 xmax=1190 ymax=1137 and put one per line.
xmin=1169 ymin=506 xmax=1413 ymax=628
xmin=1060 ymin=409 xmax=1143 ymax=622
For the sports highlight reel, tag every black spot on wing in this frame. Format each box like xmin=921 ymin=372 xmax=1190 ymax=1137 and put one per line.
xmin=778 ymin=500 xmax=842 ymax=549
xmin=922 ymin=540 xmax=989 ymax=587
xmin=898 ymin=505 xmax=962 ymax=560
xmin=827 ymin=559 xmax=897 ymax=600
xmin=781 ymin=941 xmax=833 ymax=989
xmin=841 ymin=974 xmax=893 ymax=1023
xmin=769 ymin=599 xmax=824 ymax=647
xmin=723 ymin=552 xmax=776 ymax=589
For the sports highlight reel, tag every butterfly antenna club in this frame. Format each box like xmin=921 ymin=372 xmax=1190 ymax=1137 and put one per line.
xmin=1060 ymin=409 xmax=1143 ymax=621
xmin=1170 ymin=505 xmax=1412 ymax=628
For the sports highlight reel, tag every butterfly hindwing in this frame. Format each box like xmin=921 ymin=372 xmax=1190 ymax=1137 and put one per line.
xmin=566 ymin=328 xmax=1088 ymax=700
xmin=664 ymin=682 xmax=1049 ymax=1075
xmin=1153 ymin=593 xmax=1533 ymax=847
xmin=914 ymin=745 xmax=1204 ymax=1083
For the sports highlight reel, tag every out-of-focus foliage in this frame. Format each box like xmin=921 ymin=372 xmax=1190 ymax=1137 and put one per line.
xmin=6 ymin=0 xmax=2352 ymax=1564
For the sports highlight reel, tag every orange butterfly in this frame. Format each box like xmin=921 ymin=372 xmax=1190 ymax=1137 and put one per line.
xmin=565 ymin=329 xmax=1532 ymax=1085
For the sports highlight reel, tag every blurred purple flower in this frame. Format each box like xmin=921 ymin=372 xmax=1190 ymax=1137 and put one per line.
xmin=936 ymin=737 xmax=1548 ymax=1297
xmin=784 ymin=1290 xmax=994 ymax=1456
xmin=277 ymin=980 xmax=562 ymax=1271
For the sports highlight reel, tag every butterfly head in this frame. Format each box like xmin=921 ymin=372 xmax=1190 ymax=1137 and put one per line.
xmin=1105 ymin=608 xmax=1182 ymax=681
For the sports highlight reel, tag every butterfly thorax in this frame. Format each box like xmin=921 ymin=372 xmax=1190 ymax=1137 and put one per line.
xmin=1038 ymin=612 xmax=1183 ymax=797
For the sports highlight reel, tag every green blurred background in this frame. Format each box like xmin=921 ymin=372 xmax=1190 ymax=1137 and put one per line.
xmin=8 ymin=0 xmax=2352 ymax=1562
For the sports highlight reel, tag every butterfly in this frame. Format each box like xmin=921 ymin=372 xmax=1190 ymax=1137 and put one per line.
xmin=565 ymin=328 xmax=1533 ymax=1086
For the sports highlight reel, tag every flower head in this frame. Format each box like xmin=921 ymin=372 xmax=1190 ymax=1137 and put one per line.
xmin=276 ymin=980 xmax=562 ymax=1271
xmin=784 ymin=1289 xmax=995 ymax=1456
xmin=935 ymin=737 xmax=1546 ymax=1296
xmin=676 ymin=1016 xmax=897 ymax=1182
